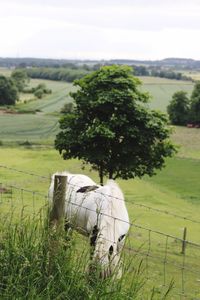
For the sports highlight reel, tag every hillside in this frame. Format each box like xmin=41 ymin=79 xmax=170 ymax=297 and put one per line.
xmin=0 ymin=76 xmax=194 ymax=145
xmin=1 ymin=57 xmax=200 ymax=69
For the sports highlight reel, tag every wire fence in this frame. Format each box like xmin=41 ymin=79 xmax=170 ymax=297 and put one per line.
xmin=0 ymin=173 xmax=200 ymax=299
xmin=0 ymin=178 xmax=200 ymax=299
xmin=1 ymin=164 xmax=200 ymax=226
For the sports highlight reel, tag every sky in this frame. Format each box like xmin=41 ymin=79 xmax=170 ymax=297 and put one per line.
xmin=0 ymin=0 xmax=200 ymax=60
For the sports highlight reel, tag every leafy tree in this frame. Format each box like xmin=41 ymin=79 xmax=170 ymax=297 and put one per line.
xmin=190 ymin=81 xmax=200 ymax=124
xmin=34 ymin=89 xmax=43 ymax=99
xmin=131 ymin=65 xmax=150 ymax=76
xmin=55 ymin=65 xmax=176 ymax=185
xmin=60 ymin=102 xmax=75 ymax=114
xmin=11 ymin=69 xmax=29 ymax=92
xmin=0 ymin=75 xmax=18 ymax=105
xmin=33 ymin=83 xmax=52 ymax=98
xmin=167 ymin=91 xmax=190 ymax=125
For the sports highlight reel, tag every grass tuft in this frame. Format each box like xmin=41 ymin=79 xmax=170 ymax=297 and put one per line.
xmin=0 ymin=213 xmax=172 ymax=300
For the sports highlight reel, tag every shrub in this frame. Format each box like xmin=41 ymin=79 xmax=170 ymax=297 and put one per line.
xmin=11 ymin=69 xmax=29 ymax=92
xmin=60 ymin=102 xmax=74 ymax=114
xmin=34 ymin=89 xmax=44 ymax=99
xmin=0 ymin=75 xmax=18 ymax=105
xmin=23 ymin=83 xmax=52 ymax=98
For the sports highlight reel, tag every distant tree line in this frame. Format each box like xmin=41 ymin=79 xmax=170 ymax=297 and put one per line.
xmin=129 ymin=65 xmax=192 ymax=81
xmin=24 ymin=65 xmax=192 ymax=83
xmin=167 ymin=81 xmax=200 ymax=126
xmin=0 ymin=58 xmax=85 ymax=68
xmin=0 ymin=56 xmax=193 ymax=82
xmin=26 ymin=68 xmax=90 ymax=82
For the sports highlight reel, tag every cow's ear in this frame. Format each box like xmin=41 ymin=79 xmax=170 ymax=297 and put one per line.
xmin=118 ymin=234 xmax=125 ymax=242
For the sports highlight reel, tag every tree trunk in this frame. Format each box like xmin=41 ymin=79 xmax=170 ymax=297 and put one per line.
xmin=109 ymin=170 xmax=113 ymax=179
xmin=99 ymin=165 xmax=104 ymax=186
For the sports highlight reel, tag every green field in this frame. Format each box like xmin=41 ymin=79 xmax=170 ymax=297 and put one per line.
xmin=0 ymin=114 xmax=59 ymax=143
xmin=140 ymin=76 xmax=194 ymax=112
xmin=0 ymin=67 xmax=12 ymax=76
xmin=0 ymin=75 xmax=195 ymax=145
xmin=182 ymin=70 xmax=200 ymax=81
xmin=1 ymin=125 xmax=200 ymax=298
xmin=0 ymin=73 xmax=200 ymax=298
xmin=0 ymin=78 xmax=74 ymax=144
xmin=17 ymin=79 xmax=76 ymax=113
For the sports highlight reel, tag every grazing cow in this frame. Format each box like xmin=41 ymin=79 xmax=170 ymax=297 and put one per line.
xmin=49 ymin=172 xmax=130 ymax=279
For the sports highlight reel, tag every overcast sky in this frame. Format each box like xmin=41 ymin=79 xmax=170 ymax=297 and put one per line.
xmin=0 ymin=0 xmax=200 ymax=60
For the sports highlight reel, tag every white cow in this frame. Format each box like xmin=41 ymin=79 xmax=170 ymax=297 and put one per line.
xmin=49 ymin=172 xmax=130 ymax=278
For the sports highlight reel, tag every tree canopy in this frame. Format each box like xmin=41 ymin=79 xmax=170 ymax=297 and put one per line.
xmin=190 ymin=81 xmax=200 ymax=124
xmin=0 ymin=75 xmax=18 ymax=106
xmin=167 ymin=91 xmax=190 ymax=125
xmin=55 ymin=65 xmax=176 ymax=184
xmin=167 ymin=81 xmax=200 ymax=126
xmin=11 ymin=69 xmax=29 ymax=92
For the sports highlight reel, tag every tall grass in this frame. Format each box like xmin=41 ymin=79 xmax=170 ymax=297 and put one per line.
xmin=0 ymin=211 xmax=172 ymax=300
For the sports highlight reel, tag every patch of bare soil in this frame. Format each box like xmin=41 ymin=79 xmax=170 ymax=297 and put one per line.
xmin=0 ymin=187 xmax=11 ymax=194
xmin=0 ymin=109 xmax=18 ymax=115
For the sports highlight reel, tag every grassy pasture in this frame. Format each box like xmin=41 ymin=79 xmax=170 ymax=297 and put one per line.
xmin=171 ymin=126 xmax=200 ymax=159
xmin=0 ymin=114 xmax=59 ymax=143
xmin=0 ymin=76 xmax=195 ymax=145
xmin=1 ymin=143 xmax=200 ymax=239
xmin=0 ymin=67 xmax=12 ymax=76
xmin=0 ymin=68 xmax=194 ymax=114
xmin=182 ymin=70 xmax=200 ymax=81
xmin=139 ymin=76 xmax=194 ymax=112
xmin=17 ymin=79 xmax=76 ymax=114
xmin=0 ymin=78 xmax=74 ymax=144
xmin=0 ymin=74 xmax=200 ymax=297
xmin=0 ymin=138 xmax=200 ymax=298
xmin=18 ymin=93 xmax=34 ymax=103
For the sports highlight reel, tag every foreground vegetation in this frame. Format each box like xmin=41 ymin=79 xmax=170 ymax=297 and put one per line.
xmin=1 ymin=215 xmax=154 ymax=300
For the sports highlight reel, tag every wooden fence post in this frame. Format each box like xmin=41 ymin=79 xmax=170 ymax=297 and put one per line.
xmin=48 ymin=175 xmax=67 ymax=274
xmin=49 ymin=175 xmax=67 ymax=229
xmin=181 ymin=227 xmax=187 ymax=255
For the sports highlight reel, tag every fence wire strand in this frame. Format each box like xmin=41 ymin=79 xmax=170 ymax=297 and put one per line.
xmin=1 ymin=164 xmax=200 ymax=225
xmin=1 ymin=172 xmax=200 ymax=299
xmin=1 ymin=181 xmax=200 ymax=249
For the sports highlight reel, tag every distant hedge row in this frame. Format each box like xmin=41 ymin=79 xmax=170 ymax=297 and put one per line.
xmin=25 ymin=65 xmax=192 ymax=83
xmin=26 ymin=68 xmax=90 ymax=82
